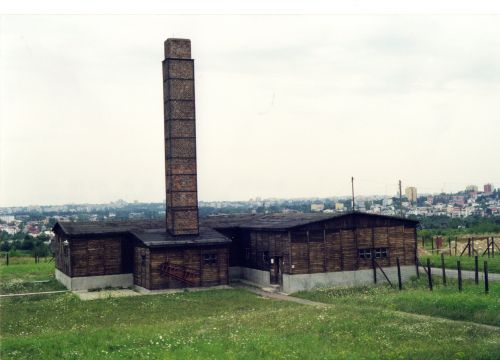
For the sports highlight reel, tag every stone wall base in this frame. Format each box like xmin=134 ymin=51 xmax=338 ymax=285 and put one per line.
xmin=282 ymin=265 xmax=417 ymax=293
xmin=55 ymin=269 xmax=134 ymax=291
xmin=229 ymin=265 xmax=417 ymax=294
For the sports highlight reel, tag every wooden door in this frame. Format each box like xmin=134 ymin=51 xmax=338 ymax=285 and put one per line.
xmin=270 ymin=256 xmax=282 ymax=285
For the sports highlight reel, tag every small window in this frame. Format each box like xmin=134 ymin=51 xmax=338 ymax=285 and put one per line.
xmin=375 ymin=248 xmax=388 ymax=259
xmin=358 ymin=248 xmax=372 ymax=259
xmin=203 ymin=253 xmax=218 ymax=265
xmin=358 ymin=248 xmax=388 ymax=259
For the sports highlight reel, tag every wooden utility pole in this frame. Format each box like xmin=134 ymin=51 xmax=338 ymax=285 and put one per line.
xmin=351 ymin=176 xmax=355 ymax=211
xmin=399 ymin=180 xmax=403 ymax=217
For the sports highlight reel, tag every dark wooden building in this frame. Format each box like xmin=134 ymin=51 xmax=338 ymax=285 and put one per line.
xmin=53 ymin=38 xmax=419 ymax=293
xmin=202 ymin=212 xmax=418 ymax=293
xmin=53 ymin=220 xmax=230 ymax=291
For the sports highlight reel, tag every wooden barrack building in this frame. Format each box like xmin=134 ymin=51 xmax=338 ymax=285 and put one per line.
xmin=53 ymin=38 xmax=419 ymax=293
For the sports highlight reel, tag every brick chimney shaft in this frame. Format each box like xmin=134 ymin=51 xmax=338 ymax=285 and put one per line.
xmin=162 ymin=38 xmax=199 ymax=236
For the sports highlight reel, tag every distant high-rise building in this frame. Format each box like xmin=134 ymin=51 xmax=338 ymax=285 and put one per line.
xmin=466 ymin=185 xmax=478 ymax=193
xmin=405 ymin=187 xmax=417 ymax=202
xmin=484 ymin=183 xmax=494 ymax=194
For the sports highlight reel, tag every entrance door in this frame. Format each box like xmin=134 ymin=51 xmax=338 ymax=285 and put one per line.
xmin=270 ymin=256 xmax=282 ymax=285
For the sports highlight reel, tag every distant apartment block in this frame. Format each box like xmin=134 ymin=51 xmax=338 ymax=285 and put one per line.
xmin=405 ymin=187 xmax=417 ymax=202
xmin=311 ymin=203 xmax=325 ymax=212
xmin=484 ymin=183 xmax=494 ymax=194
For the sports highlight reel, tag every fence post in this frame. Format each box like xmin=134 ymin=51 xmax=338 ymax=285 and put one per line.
xmin=474 ymin=255 xmax=479 ymax=284
xmin=455 ymin=238 xmax=457 ymax=255
xmin=484 ymin=261 xmax=489 ymax=294
xmin=493 ymin=238 xmax=495 ymax=258
xmin=6 ymin=252 xmax=9 ymax=266
xmin=427 ymin=258 xmax=433 ymax=291
xmin=487 ymin=237 xmax=491 ymax=258
xmin=468 ymin=239 xmax=471 ymax=257
xmin=396 ymin=257 xmax=402 ymax=290
xmin=448 ymin=238 xmax=451 ymax=256
xmin=415 ymin=257 xmax=420 ymax=279
xmin=431 ymin=238 xmax=434 ymax=253
xmin=441 ymin=253 xmax=446 ymax=285
xmin=457 ymin=260 xmax=462 ymax=292
xmin=371 ymin=250 xmax=377 ymax=284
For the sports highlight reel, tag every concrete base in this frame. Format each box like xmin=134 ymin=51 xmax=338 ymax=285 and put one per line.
xmin=229 ymin=266 xmax=243 ymax=280
xmin=55 ymin=269 xmax=134 ymax=291
xmin=282 ymin=266 xmax=417 ymax=293
xmin=230 ymin=266 xmax=271 ymax=287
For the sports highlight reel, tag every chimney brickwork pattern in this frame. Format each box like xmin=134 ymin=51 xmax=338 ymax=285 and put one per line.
xmin=163 ymin=38 xmax=199 ymax=236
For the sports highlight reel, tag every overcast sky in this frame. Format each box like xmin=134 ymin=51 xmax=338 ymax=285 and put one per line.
xmin=1 ymin=15 xmax=499 ymax=206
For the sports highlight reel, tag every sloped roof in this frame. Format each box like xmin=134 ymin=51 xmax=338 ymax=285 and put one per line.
xmin=130 ymin=226 xmax=231 ymax=248
xmin=54 ymin=219 xmax=165 ymax=236
xmin=200 ymin=211 xmax=418 ymax=231
xmin=53 ymin=212 xmax=418 ymax=244
xmin=53 ymin=220 xmax=230 ymax=248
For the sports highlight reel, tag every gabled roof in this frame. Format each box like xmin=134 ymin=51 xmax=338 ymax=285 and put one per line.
xmin=53 ymin=212 xmax=418 ymax=243
xmin=200 ymin=211 xmax=418 ymax=231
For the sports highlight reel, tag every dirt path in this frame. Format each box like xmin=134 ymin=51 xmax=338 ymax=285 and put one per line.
xmin=233 ymin=283 xmax=500 ymax=332
xmin=232 ymin=283 xmax=328 ymax=307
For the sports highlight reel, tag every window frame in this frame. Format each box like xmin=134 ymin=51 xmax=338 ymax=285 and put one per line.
xmin=203 ymin=253 xmax=218 ymax=265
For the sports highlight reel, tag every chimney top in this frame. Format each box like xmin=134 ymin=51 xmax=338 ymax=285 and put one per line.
xmin=164 ymin=38 xmax=191 ymax=59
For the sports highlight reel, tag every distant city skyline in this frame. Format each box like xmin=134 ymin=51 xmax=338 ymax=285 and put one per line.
xmin=2 ymin=15 xmax=500 ymax=206
xmin=0 ymin=182 xmax=496 ymax=209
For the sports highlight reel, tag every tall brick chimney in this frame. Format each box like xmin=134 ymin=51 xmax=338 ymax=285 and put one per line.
xmin=163 ymin=38 xmax=199 ymax=236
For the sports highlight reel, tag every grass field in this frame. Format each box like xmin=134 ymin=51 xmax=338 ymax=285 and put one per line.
xmin=294 ymin=276 xmax=500 ymax=327
xmin=421 ymin=254 xmax=500 ymax=274
xmin=0 ymin=257 xmax=65 ymax=294
xmin=1 ymin=261 xmax=499 ymax=359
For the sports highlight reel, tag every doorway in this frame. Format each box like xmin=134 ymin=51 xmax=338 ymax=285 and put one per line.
xmin=270 ymin=256 xmax=283 ymax=286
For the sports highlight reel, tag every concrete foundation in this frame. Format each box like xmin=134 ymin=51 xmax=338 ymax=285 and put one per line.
xmin=282 ymin=265 xmax=417 ymax=293
xmin=229 ymin=266 xmax=271 ymax=287
xmin=55 ymin=269 xmax=134 ymax=291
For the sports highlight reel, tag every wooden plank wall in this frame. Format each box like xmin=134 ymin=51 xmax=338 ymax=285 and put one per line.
xmin=146 ymin=246 xmax=228 ymax=290
xmin=69 ymin=237 xmax=123 ymax=277
xmin=53 ymin=233 xmax=71 ymax=275
xmin=288 ymin=222 xmax=417 ymax=274
xmin=244 ymin=231 xmax=289 ymax=272
xmin=134 ymin=246 xmax=150 ymax=289
xmin=325 ymin=230 xmax=342 ymax=272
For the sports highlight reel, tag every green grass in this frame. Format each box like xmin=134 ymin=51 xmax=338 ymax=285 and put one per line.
xmin=422 ymin=254 xmax=500 ymax=273
xmin=1 ymin=260 xmax=499 ymax=359
xmin=294 ymin=276 xmax=500 ymax=327
xmin=1 ymin=289 xmax=500 ymax=359
xmin=0 ymin=257 xmax=64 ymax=294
